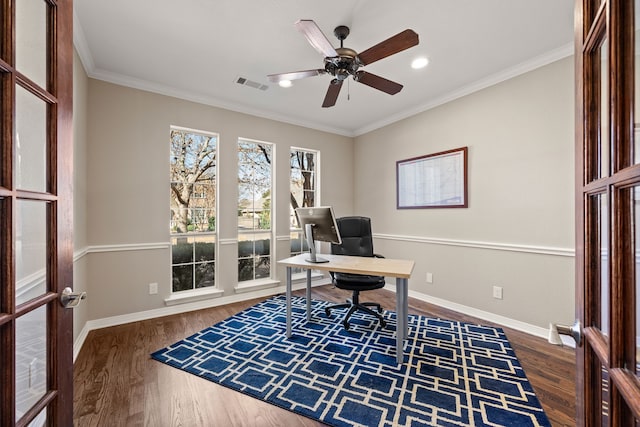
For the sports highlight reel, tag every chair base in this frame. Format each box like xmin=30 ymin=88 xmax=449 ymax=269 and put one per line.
xmin=325 ymin=293 xmax=386 ymax=330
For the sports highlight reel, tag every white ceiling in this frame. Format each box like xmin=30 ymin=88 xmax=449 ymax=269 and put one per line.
xmin=74 ymin=0 xmax=575 ymax=137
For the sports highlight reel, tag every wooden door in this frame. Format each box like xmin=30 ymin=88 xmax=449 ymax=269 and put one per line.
xmin=0 ymin=0 xmax=74 ymax=425
xmin=575 ymin=0 xmax=640 ymax=424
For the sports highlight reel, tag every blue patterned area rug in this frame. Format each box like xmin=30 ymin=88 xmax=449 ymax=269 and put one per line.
xmin=151 ymin=295 xmax=550 ymax=427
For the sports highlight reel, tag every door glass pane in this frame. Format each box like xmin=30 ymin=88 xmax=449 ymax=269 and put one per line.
xmin=600 ymin=193 xmax=609 ymax=336
xmin=15 ymin=86 xmax=47 ymax=192
xmin=16 ymin=0 xmax=47 ymax=88
xmin=15 ymin=305 xmax=47 ymax=421
xmin=602 ymin=364 xmax=609 ymax=426
xmin=600 ymin=38 xmax=610 ymax=177
xmin=0 ymin=73 xmax=7 ymax=185
xmin=635 ymin=0 xmax=640 ymax=163
xmin=16 ymin=200 xmax=47 ymax=305
xmin=633 ymin=187 xmax=640 ymax=375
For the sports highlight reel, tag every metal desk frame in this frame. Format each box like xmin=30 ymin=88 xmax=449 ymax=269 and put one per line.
xmin=278 ymin=253 xmax=415 ymax=364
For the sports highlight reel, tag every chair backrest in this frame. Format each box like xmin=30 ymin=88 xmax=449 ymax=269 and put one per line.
xmin=331 ymin=216 xmax=374 ymax=257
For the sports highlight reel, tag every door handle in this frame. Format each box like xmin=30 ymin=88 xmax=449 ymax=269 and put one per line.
xmin=60 ymin=287 xmax=86 ymax=308
xmin=548 ymin=320 xmax=582 ymax=346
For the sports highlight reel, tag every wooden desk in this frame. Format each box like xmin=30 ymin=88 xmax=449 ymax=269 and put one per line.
xmin=278 ymin=253 xmax=415 ymax=364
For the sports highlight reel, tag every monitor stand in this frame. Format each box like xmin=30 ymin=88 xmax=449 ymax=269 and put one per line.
xmin=305 ymin=223 xmax=329 ymax=263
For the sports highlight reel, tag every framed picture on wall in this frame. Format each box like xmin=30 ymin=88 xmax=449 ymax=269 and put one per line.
xmin=396 ymin=147 xmax=468 ymax=209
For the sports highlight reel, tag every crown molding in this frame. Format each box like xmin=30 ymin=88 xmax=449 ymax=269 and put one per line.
xmin=72 ymin=8 xmax=95 ymax=74
xmin=353 ymin=42 xmax=575 ymax=136
xmin=72 ymin=4 xmax=573 ymax=140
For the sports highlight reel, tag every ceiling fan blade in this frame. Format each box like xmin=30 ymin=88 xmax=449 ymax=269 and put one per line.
xmin=357 ymin=29 xmax=419 ymax=66
xmin=268 ymin=69 xmax=325 ymax=83
xmin=322 ymin=80 xmax=343 ymax=108
xmin=295 ymin=20 xmax=338 ymax=58
xmin=355 ymin=71 xmax=403 ymax=95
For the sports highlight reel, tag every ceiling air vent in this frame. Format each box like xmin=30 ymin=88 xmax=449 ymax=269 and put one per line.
xmin=235 ymin=76 xmax=269 ymax=91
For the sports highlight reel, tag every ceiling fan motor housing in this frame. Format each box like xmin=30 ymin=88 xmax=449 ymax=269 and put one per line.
xmin=324 ymin=47 xmax=360 ymax=81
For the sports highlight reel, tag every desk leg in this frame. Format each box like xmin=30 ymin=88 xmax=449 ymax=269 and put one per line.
xmin=286 ymin=266 xmax=292 ymax=338
xmin=306 ymin=269 xmax=312 ymax=321
xmin=395 ymin=277 xmax=408 ymax=364
xmin=402 ymin=277 xmax=409 ymax=340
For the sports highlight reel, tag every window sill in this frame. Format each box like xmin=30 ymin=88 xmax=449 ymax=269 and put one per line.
xmin=164 ymin=287 xmax=224 ymax=306
xmin=234 ymin=278 xmax=280 ymax=294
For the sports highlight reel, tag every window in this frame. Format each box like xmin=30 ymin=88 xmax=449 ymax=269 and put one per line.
xmin=290 ymin=148 xmax=318 ymax=259
xmin=237 ymin=139 xmax=273 ymax=281
xmin=170 ymin=127 xmax=217 ymax=293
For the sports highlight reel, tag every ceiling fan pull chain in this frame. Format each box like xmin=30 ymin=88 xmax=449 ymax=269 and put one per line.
xmin=348 ymin=78 xmax=350 ymax=101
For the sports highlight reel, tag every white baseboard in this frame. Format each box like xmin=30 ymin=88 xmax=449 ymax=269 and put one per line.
xmin=74 ymin=278 xmax=575 ymax=360
xmin=74 ymin=322 xmax=91 ymax=362
xmin=72 ymin=278 xmax=332 ymax=360
xmin=385 ymin=283 xmax=576 ymax=348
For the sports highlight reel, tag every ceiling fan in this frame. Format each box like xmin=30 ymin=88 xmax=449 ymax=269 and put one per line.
xmin=268 ymin=20 xmax=419 ymax=108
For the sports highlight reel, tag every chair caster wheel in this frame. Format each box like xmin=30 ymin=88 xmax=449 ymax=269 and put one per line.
xmin=380 ymin=320 xmax=386 ymax=328
xmin=343 ymin=320 xmax=350 ymax=330
xmin=324 ymin=308 xmax=331 ymax=317
xmin=377 ymin=306 xmax=383 ymax=313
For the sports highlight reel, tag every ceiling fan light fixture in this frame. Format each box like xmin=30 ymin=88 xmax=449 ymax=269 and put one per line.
xmin=278 ymin=80 xmax=293 ymax=88
xmin=411 ymin=57 xmax=429 ymax=69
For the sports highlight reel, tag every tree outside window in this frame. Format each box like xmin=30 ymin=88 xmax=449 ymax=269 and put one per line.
xmin=170 ymin=128 xmax=217 ymax=292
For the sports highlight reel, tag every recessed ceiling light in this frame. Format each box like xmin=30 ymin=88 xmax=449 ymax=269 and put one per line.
xmin=411 ymin=57 xmax=429 ymax=69
xmin=279 ymin=80 xmax=293 ymax=88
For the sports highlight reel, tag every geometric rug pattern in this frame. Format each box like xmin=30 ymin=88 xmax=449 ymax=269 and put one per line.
xmin=151 ymin=295 xmax=551 ymax=426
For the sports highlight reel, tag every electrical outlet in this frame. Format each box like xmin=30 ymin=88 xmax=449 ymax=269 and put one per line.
xmin=492 ymin=286 xmax=503 ymax=300
xmin=149 ymin=282 xmax=158 ymax=295
xmin=426 ymin=272 xmax=433 ymax=284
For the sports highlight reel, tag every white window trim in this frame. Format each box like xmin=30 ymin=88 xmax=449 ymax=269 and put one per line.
xmin=164 ymin=286 xmax=224 ymax=306
xmin=170 ymin=125 xmax=219 ymax=295
xmin=237 ymin=137 xmax=275 ymax=282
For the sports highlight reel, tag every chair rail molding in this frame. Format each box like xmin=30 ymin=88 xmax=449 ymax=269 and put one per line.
xmin=374 ymin=233 xmax=575 ymax=257
xmin=84 ymin=242 xmax=171 ymax=254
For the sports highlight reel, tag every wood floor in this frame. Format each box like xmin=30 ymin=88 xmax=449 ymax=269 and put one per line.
xmin=73 ymin=285 xmax=576 ymax=426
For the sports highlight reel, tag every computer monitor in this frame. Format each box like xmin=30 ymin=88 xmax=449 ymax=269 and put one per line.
xmin=295 ymin=206 xmax=342 ymax=263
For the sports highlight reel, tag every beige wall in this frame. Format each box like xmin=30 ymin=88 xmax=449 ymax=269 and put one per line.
xmin=83 ymin=79 xmax=353 ymax=319
xmin=354 ymin=57 xmax=575 ymax=328
xmin=73 ymin=54 xmax=575 ymax=333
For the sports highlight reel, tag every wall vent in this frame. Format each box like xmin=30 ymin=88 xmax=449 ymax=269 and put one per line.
xmin=235 ymin=76 xmax=269 ymax=91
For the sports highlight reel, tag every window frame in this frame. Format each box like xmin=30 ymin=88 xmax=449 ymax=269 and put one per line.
xmin=237 ymin=137 xmax=274 ymax=283
xmin=169 ymin=126 xmax=219 ymax=294
xmin=289 ymin=147 xmax=320 ymax=274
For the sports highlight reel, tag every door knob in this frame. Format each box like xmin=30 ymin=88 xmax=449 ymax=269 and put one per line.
xmin=60 ymin=287 xmax=86 ymax=308
xmin=548 ymin=320 xmax=582 ymax=346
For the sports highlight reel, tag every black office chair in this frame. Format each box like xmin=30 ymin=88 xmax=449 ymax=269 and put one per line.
xmin=324 ymin=216 xmax=386 ymax=330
